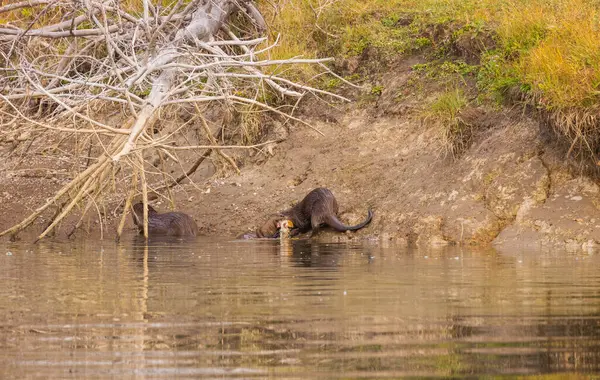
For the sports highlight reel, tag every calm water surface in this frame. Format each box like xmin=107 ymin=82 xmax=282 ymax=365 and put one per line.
xmin=1 ymin=237 xmax=600 ymax=378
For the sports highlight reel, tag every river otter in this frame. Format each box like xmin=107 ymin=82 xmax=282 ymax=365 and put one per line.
xmin=132 ymin=202 xmax=198 ymax=237
xmin=256 ymin=188 xmax=373 ymax=238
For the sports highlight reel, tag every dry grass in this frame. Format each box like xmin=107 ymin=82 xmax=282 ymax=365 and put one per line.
xmin=6 ymin=0 xmax=600 ymax=113
xmin=495 ymin=0 xmax=600 ymax=109
xmin=254 ymin=0 xmax=408 ymax=78
xmin=257 ymin=0 xmax=600 ymax=162
xmin=259 ymin=0 xmax=600 ymax=108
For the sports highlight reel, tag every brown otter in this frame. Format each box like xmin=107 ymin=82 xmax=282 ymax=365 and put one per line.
xmin=256 ymin=188 xmax=373 ymax=238
xmin=132 ymin=202 xmax=198 ymax=237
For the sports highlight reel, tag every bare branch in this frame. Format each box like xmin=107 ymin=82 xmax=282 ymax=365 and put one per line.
xmin=0 ymin=24 xmax=120 ymax=39
xmin=240 ymin=1 xmax=267 ymax=32
xmin=0 ymin=0 xmax=52 ymax=14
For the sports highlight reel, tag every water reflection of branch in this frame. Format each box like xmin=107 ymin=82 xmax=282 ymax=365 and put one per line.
xmin=142 ymin=244 xmax=149 ymax=317
xmin=141 ymin=242 xmax=149 ymax=373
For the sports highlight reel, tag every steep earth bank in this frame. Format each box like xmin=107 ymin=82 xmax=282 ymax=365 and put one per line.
xmin=1 ymin=60 xmax=599 ymax=251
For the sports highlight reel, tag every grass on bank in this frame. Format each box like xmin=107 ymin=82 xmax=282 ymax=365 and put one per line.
xmin=5 ymin=0 xmax=600 ymax=112
xmin=422 ymin=88 xmax=470 ymax=158
xmin=258 ymin=0 xmax=600 ymax=161
xmin=259 ymin=0 xmax=600 ymax=110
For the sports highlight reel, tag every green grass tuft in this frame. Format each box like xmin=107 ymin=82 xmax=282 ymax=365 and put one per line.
xmin=423 ymin=88 xmax=471 ymax=158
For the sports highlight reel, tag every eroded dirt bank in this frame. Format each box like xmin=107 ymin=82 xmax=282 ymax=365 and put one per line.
xmin=2 ymin=63 xmax=600 ymax=250
xmin=189 ymin=106 xmax=600 ymax=251
xmin=2 ymin=100 xmax=600 ymax=252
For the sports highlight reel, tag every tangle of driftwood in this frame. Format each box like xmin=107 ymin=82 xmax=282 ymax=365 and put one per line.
xmin=0 ymin=0 xmax=348 ymax=241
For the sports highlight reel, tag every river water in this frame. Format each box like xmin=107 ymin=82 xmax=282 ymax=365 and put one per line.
xmin=1 ymin=237 xmax=600 ymax=378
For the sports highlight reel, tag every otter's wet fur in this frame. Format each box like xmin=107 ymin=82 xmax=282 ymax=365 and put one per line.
xmin=132 ymin=203 xmax=198 ymax=237
xmin=256 ymin=188 xmax=373 ymax=238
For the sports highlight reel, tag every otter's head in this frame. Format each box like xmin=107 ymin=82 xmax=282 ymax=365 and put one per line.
xmin=256 ymin=215 xmax=278 ymax=238
xmin=132 ymin=202 xmax=157 ymax=227
xmin=256 ymin=216 xmax=294 ymax=238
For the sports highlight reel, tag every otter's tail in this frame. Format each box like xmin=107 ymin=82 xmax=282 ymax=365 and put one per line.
xmin=325 ymin=209 xmax=373 ymax=232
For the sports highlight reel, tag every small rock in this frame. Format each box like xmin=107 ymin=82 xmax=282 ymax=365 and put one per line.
xmin=6 ymin=251 xmax=12 ymax=256
xmin=448 ymin=190 xmax=459 ymax=201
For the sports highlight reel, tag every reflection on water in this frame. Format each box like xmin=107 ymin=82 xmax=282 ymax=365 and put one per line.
xmin=1 ymin=237 xmax=600 ymax=378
